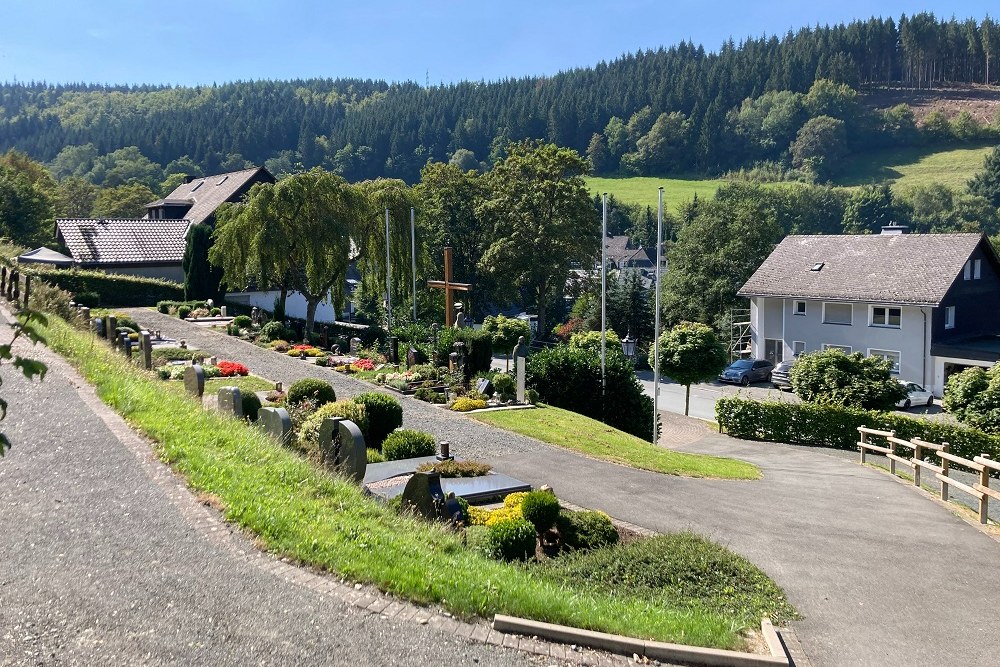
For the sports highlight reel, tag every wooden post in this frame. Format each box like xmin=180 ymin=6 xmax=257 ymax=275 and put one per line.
xmin=22 ymin=275 xmax=30 ymax=308
xmin=12 ymin=271 xmax=19 ymax=302
xmin=913 ymin=441 xmax=923 ymax=487
xmin=980 ymin=454 xmax=991 ymax=525
xmin=141 ymin=331 xmax=152 ymax=371
xmin=859 ymin=426 xmax=867 ymax=464
xmin=940 ymin=442 xmax=950 ymax=501
xmin=888 ymin=430 xmax=897 ymax=476
xmin=1 ymin=266 xmax=7 ymax=294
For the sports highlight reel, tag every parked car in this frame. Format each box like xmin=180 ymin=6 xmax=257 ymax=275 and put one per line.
xmin=896 ymin=380 xmax=934 ymax=409
xmin=771 ymin=359 xmax=795 ymax=391
xmin=719 ymin=358 xmax=774 ymax=386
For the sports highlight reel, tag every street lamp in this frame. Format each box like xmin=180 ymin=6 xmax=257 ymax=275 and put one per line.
xmin=621 ymin=331 xmax=636 ymax=359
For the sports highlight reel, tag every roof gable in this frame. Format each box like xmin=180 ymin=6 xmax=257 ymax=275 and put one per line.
xmin=57 ymin=218 xmax=191 ymax=265
xmin=738 ymin=233 xmax=988 ymax=306
xmin=158 ymin=166 xmax=273 ymax=225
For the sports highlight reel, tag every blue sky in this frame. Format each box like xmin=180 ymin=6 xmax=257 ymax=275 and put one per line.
xmin=1 ymin=1 xmax=996 ymax=86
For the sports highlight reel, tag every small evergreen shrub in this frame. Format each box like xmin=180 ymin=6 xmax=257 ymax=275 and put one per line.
xmin=177 ymin=305 xmax=192 ymax=319
xmin=556 ymin=510 xmax=618 ymax=551
xmin=74 ymin=291 xmax=100 ymax=308
xmin=382 ymin=429 xmax=437 ymax=461
xmin=352 ymin=392 xmax=403 ymax=450
xmin=232 ymin=315 xmax=252 ymax=330
xmin=486 ymin=518 xmax=537 ymax=561
xmin=287 ymin=378 xmax=337 ymax=407
xmin=113 ymin=313 xmax=139 ymax=331
xmin=451 ymin=397 xmax=487 ymax=412
xmin=414 ymin=387 xmax=445 ymax=403
xmin=492 ymin=373 xmax=516 ymax=399
xmin=521 ymin=490 xmax=561 ymax=534
xmin=416 ymin=460 xmax=492 ymax=477
xmin=297 ymin=401 xmax=369 ymax=453
xmin=366 ymin=448 xmax=386 ymax=464
xmin=269 ymin=340 xmax=291 ymax=352
xmin=210 ymin=307 xmax=221 ymax=316
xmin=259 ymin=321 xmax=287 ymax=342
xmin=241 ymin=392 xmax=262 ymax=422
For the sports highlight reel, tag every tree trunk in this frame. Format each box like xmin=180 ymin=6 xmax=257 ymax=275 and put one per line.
xmin=684 ymin=383 xmax=691 ymax=416
xmin=305 ymin=298 xmax=319 ymax=335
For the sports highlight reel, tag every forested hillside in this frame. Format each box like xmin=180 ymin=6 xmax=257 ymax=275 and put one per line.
xmin=2 ymin=12 xmax=1000 ymax=184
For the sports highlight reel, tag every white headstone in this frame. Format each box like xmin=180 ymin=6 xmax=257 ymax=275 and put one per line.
xmin=516 ymin=356 xmax=526 ymax=404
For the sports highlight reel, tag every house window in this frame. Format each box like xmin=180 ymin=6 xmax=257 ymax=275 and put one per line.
xmin=964 ymin=260 xmax=971 ymax=280
xmin=792 ymin=341 xmax=806 ymax=357
xmin=822 ymin=302 xmax=852 ymax=325
xmin=945 ymin=306 xmax=955 ymax=329
xmin=823 ymin=344 xmax=852 ymax=353
xmin=974 ymin=259 xmax=982 ymax=279
xmin=793 ymin=300 xmax=806 ymax=316
xmin=869 ymin=349 xmax=901 ymax=374
xmin=870 ymin=305 xmax=901 ymax=328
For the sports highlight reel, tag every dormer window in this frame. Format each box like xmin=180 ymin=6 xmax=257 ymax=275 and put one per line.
xmin=217 ymin=176 xmax=229 ymax=186
xmin=191 ymin=180 xmax=204 ymax=192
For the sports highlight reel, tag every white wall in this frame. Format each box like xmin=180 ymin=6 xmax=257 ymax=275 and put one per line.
xmin=226 ymin=290 xmax=350 ymax=324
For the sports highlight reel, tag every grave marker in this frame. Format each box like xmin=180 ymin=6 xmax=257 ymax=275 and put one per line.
xmin=122 ymin=334 xmax=132 ymax=359
xmin=259 ymin=407 xmax=292 ymax=444
xmin=220 ymin=306 xmax=227 ymax=317
xmin=106 ymin=315 xmax=117 ymax=341
xmin=317 ymin=417 xmax=367 ymax=482
xmin=184 ymin=364 xmax=205 ymax=398
xmin=217 ymin=386 xmax=243 ymax=418
xmin=512 ymin=335 xmax=528 ymax=404
xmin=349 ymin=337 xmax=362 ymax=354
xmin=141 ymin=332 xmax=152 ymax=370
xmin=400 ymin=471 xmax=463 ymax=522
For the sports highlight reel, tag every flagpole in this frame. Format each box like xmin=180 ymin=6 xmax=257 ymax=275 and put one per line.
xmin=601 ymin=193 xmax=608 ymax=418
xmin=410 ymin=207 xmax=417 ymax=322
xmin=652 ymin=187 xmax=664 ymax=443
xmin=385 ymin=207 xmax=392 ymax=333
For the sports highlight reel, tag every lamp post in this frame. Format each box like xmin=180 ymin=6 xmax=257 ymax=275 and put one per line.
xmin=652 ymin=187 xmax=664 ymax=444
xmin=621 ymin=331 xmax=636 ymax=360
xmin=600 ymin=193 xmax=608 ymax=420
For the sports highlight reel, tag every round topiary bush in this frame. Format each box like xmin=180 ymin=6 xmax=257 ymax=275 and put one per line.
xmin=521 ymin=490 xmax=561 ymax=534
xmin=232 ymin=315 xmax=252 ymax=330
xmin=352 ymin=392 xmax=403 ymax=449
xmin=492 ymin=373 xmax=516 ymax=399
xmin=486 ymin=518 xmax=537 ymax=561
xmin=382 ymin=429 xmax=436 ymax=461
xmin=241 ymin=391 xmax=262 ymax=422
xmin=287 ymin=378 xmax=337 ymax=407
xmin=556 ymin=510 xmax=619 ymax=551
xmin=259 ymin=321 xmax=286 ymax=342
xmin=177 ymin=305 xmax=192 ymax=319
xmin=297 ymin=400 xmax=369 ymax=454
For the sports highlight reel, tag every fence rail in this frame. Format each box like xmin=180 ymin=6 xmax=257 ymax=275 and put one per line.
xmin=858 ymin=426 xmax=993 ymax=524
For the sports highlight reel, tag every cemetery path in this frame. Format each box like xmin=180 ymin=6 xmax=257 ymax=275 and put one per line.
xmin=0 ymin=321 xmax=539 ymax=666
xmin=126 ymin=312 xmax=1000 ymax=667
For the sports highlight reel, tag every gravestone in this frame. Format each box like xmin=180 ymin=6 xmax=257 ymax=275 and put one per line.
xmin=321 ymin=325 xmax=329 ymax=349
xmin=512 ymin=335 xmax=528 ymax=404
xmin=349 ymin=337 xmax=362 ymax=354
xmin=251 ymin=306 xmax=262 ymax=326
xmin=184 ymin=364 xmax=205 ymax=398
xmin=122 ymin=334 xmax=132 ymax=359
xmin=141 ymin=332 xmax=152 ymax=370
xmin=475 ymin=377 xmax=492 ymax=396
xmin=93 ymin=318 xmax=105 ymax=337
xmin=217 ymin=386 xmax=243 ymax=418
xmin=317 ymin=417 xmax=367 ymax=482
xmin=389 ymin=336 xmax=399 ymax=364
xmin=106 ymin=315 xmax=117 ymax=342
xmin=400 ymin=471 xmax=463 ymax=523
xmin=406 ymin=347 xmax=418 ymax=368
xmin=258 ymin=407 xmax=292 ymax=444
xmin=220 ymin=306 xmax=227 ymax=317
xmin=80 ymin=307 xmax=90 ymax=324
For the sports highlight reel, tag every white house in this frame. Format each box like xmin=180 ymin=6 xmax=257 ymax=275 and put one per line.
xmin=738 ymin=228 xmax=1000 ymax=396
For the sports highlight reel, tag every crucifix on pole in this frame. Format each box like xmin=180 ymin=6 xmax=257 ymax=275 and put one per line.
xmin=427 ymin=247 xmax=472 ymax=327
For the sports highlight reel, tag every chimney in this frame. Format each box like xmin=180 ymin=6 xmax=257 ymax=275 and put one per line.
xmin=880 ymin=223 xmax=908 ymax=235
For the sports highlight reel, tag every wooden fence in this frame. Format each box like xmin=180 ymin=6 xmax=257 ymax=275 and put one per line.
xmin=858 ymin=426 xmax=997 ymax=525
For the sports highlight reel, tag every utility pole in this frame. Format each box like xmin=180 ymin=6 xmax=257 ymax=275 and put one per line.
xmin=385 ymin=207 xmax=392 ymax=333
xmin=601 ymin=193 xmax=608 ymax=419
xmin=652 ymin=187 xmax=664 ymax=443
xmin=410 ymin=207 xmax=417 ymax=322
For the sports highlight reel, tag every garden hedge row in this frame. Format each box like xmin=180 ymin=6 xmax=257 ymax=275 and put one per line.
xmin=22 ymin=267 xmax=183 ymax=307
xmin=716 ymin=396 xmax=1000 ymax=464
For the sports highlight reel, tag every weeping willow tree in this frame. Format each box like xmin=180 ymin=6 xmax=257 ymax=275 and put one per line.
xmin=354 ymin=178 xmax=430 ymax=324
xmin=210 ymin=168 xmax=366 ymax=333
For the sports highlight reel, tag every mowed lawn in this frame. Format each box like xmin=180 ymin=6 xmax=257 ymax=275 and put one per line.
xmin=474 ymin=405 xmax=760 ymax=480
xmin=835 ymin=143 xmax=994 ymax=192
xmin=586 ymin=175 xmax=728 ymax=211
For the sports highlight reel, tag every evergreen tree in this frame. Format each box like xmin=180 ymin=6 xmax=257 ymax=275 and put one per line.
xmin=182 ymin=223 xmax=224 ymax=302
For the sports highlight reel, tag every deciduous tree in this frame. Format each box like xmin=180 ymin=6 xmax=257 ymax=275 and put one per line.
xmin=649 ymin=321 xmax=727 ymax=416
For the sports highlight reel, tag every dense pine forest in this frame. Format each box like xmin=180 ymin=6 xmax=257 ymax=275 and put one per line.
xmin=2 ymin=12 xmax=1000 ymax=185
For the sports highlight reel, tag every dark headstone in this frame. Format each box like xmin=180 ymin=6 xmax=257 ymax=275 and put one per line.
xmin=141 ymin=332 xmax=152 ymax=370
xmin=400 ymin=471 xmax=463 ymax=523
xmin=22 ymin=275 xmax=30 ymax=307
xmin=321 ymin=325 xmax=329 ymax=349
xmin=259 ymin=407 xmax=292 ymax=444
xmin=389 ymin=336 xmax=399 ymax=364
xmin=406 ymin=347 xmax=418 ymax=368
xmin=317 ymin=417 xmax=367 ymax=482
xmin=217 ymin=386 xmax=243 ymax=418
xmin=184 ymin=364 xmax=205 ymax=398
xmin=475 ymin=377 xmax=492 ymax=396
xmin=92 ymin=318 xmax=105 ymax=337
xmin=1 ymin=266 xmax=6 ymax=293
xmin=122 ymin=334 xmax=132 ymax=359
xmin=106 ymin=315 xmax=117 ymax=342
xmin=80 ymin=307 xmax=91 ymax=324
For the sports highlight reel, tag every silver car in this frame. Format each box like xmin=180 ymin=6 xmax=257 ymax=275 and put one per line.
xmin=895 ymin=380 xmax=934 ymax=409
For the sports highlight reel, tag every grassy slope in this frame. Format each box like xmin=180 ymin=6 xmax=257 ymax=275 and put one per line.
xmin=474 ymin=405 xmax=760 ymax=480
xmin=590 ymin=144 xmax=993 ymax=209
xmin=40 ymin=316 xmax=794 ymax=647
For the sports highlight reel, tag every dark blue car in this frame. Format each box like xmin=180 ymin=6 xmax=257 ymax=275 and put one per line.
xmin=719 ymin=358 xmax=773 ymax=386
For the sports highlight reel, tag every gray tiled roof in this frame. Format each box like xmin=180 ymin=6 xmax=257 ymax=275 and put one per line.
xmin=158 ymin=166 xmax=271 ymax=225
xmin=738 ymin=233 xmax=987 ymax=306
xmin=57 ymin=218 xmax=191 ymax=265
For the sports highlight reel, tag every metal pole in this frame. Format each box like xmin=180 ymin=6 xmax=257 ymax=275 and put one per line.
xmin=410 ymin=207 xmax=418 ymax=322
xmin=385 ymin=207 xmax=392 ymax=333
xmin=601 ymin=193 xmax=608 ymax=415
xmin=652 ymin=187 xmax=664 ymax=443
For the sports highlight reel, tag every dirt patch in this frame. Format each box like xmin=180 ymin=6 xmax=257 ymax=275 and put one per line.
xmin=864 ymin=83 xmax=1000 ymax=124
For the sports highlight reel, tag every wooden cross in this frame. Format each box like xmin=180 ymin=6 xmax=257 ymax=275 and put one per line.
xmin=427 ymin=247 xmax=472 ymax=327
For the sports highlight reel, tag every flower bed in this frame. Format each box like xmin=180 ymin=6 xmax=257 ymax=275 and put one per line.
xmin=217 ymin=360 xmax=250 ymax=377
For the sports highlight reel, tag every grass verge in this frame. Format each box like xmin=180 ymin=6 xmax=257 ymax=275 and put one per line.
xmin=205 ymin=375 xmax=275 ymax=394
xmin=41 ymin=316 xmax=789 ymax=648
xmin=473 ymin=405 xmax=760 ymax=480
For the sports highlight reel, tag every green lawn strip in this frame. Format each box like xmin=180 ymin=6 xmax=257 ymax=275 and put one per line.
xmin=586 ymin=175 xmax=729 ymax=211
xmin=835 ymin=143 xmax=992 ymax=192
xmin=42 ymin=316 xmax=770 ymax=649
xmin=474 ymin=405 xmax=760 ymax=480
xmin=204 ymin=375 xmax=275 ymax=394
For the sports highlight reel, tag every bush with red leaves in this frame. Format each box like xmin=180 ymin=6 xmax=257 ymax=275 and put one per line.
xmin=217 ymin=361 xmax=250 ymax=377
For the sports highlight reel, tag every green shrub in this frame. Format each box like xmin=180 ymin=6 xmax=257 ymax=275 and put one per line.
xmin=455 ymin=496 xmax=470 ymax=524
xmin=451 ymin=397 xmax=487 ymax=412
xmin=113 ymin=313 xmax=139 ymax=331
xmin=19 ymin=266 xmax=183 ymax=307
xmin=367 ymin=448 xmax=386 ymax=464
xmin=486 ymin=518 xmax=537 ymax=561
xmin=382 ymin=429 xmax=437 ymax=461
xmin=351 ymin=392 xmax=403 ymax=450
xmin=416 ymin=460 xmax=492 ymax=477
xmin=521 ymin=490 xmax=561 ymax=533
xmin=152 ymin=347 xmax=199 ymax=362
xmin=74 ymin=291 xmax=100 ymax=308
xmin=557 ymin=510 xmax=618 ymax=551
xmin=414 ymin=387 xmax=446 ymax=403
xmin=232 ymin=315 xmax=253 ymax=330
xmin=177 ymin=305 xmax=192 ymax=319
xmin=297 ymin=401 xmax=369 ymax=454
xmin=287 ymin=378 xmax=337 ymax=407
xmin=540 ymin=532 xmax=795 ymax=625
xmin=791 ymin=349 xmax=906 ymax=410
xmin=492 ymin=373 xmax=515 ymax=399
xmin=210 ymin=307 xmax=221 ymax=316
xmin=27 ymin=280 xmax=75 ymax=321
xmin=259 ymin=321 xmax=289 ymax=342
xmin=527 ymin=344 xmax=654 ymax=440
xmin=436 ymin=327 xmax=494 ymax=375
xmin=943 ymin=365 xmax=1000 ymax=434
xmin=241 ymin=391 xmax=262 ymax=422
xmin=715 ymin=396 xmax=1000 ymax=465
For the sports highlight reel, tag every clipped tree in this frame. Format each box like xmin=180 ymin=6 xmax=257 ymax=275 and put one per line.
xmin=942 ymin=365 xmax=1000 ymax=434
xmin=482 ymin=313 xmax=531 ymax=370
xmin=790 ymin=349 xmax=906 ymax=410
xmin=182 ymin=223 xmax=224 ymax=301
xmin=649 ymin=321 xmax=727 ymax=416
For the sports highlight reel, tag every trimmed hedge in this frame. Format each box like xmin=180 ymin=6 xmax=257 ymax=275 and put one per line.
xmin=716 ymin=396 xmax=1000 ymax=465
xmin=22 ymin=266 xmax=183 ymax=307
xmin=351 ymin=392 xmax=403 ymax=450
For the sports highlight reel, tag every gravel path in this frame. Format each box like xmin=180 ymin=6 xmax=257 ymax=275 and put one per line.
xmin=0 ymin=314 xmax=539 ymax=667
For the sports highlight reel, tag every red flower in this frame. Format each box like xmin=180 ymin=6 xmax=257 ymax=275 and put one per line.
xmin=351 ymin=358 xmax=376 ymax=371
xmin=217 ymin=360 xmax=249 ymax=377
xmin=291 ymin=344 xmax=314 ymax=351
